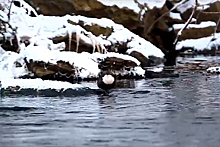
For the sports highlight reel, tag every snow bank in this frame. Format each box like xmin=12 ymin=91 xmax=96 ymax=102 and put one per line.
xmin=176 ymin=33 xmax=220 ymax=51
xmin=41 ymin=15 xmax=164 ymax=58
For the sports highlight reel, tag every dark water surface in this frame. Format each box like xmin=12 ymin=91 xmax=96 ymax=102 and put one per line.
xmin=1 ymin=73 xmax=220 ymax=147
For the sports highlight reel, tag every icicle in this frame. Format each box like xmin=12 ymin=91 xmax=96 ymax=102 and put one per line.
xmin=9 ymin=36 xmax=13 ymax=46
xmin=96 ymin=43 xmax=101 ymax=53
xmin=76 ymin=31 xmax=80 ymax=53
xmin=67 ymin=28 xmax=72 ymax=51
xmin=95 ymin=37 xmax=107 ymax=54
xmin=88 ymin=34 xmax=96 ymax=53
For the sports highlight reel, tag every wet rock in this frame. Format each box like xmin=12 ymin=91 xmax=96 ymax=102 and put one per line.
xmin=98 ymin=57 xmax=137 ymax=71
xmin=130 ymin=51 xmax=150 ymax=68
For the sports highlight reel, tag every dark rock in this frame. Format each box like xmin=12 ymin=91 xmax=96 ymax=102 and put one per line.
xmin=1 ymin=36 xmax=19 ymax=52
xmin=98 ymin=57 xmax=137 ymax=71
xmin=24 ymin=58 xmax=77 ymax=82
xmin=130 ymin=51 xmax=151 ymax=68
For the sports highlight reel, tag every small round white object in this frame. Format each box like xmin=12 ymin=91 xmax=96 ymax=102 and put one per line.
xmin=102 ymin=74 xmax=115 ymax=85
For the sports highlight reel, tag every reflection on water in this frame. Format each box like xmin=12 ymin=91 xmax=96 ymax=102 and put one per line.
xmin=1 ymin=75 xmax=220 ymax=147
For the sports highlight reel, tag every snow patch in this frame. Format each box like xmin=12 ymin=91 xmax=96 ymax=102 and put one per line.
xmin=177 ymin=0 xmax=218 ymax=13
xmin=176 ymin=33 xmax=220 ymax=51
xmin=1 ymin=78 xmax=83 ymax=90
xmin=207 ymin=66 xmax=220 ymax=73
xmin=173 ymin=21 xmax=216 ymax=30
xmin=97 ymin=0 xmax=166 ymax=13
xmin=169 ymin=12 xmax=182 ymax=20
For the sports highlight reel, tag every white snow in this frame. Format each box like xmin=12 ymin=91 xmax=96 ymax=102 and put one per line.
xmin=1 ymin=78 xmax=83 ymax=90
xmin=134 ymin=67 xmax=145 ymax=76
xmin=173 ymin=21 xmax=216 ymax=30
xmin=43 ymin=15 xmax=164 ymax=58
xmin=97 ymin=0 xmax=166 ymax=13
xmin=207 ymin=66 xmax=220 ymax=73
xmin=90 ymin=52 xmax=140 ymax=66
xmin=177 ymin=0 xmax=219 ymax=13
xmin=0 ymin=10 xmax=8 ymax=22
xmin=169 ymin=12 xmax=182 ymax=20
xmin=176 ymin=33 xmax=220 ymax=50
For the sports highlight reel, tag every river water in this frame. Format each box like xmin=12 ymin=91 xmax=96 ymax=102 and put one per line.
xmin=1 ymin=59 xmax=220 ymax=147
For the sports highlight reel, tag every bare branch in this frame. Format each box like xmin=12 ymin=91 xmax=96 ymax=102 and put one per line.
xmin=146 ymin=0 xmax=188 ymax=35
xmin=173 ymin=0 xmax=198 ymax=46
xmin=7 ymin=0 xmax=14 ymax=22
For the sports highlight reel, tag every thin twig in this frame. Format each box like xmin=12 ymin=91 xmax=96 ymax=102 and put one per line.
xmin=173 ymin=0 xmax=198 ymax=47
xmin=7 ymin=0 xmax=14 ymax=22
xmin=214 ymin=14 xmax=220 ymax=37
xmin=76 ymin=33 xmax=80 ymax=53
